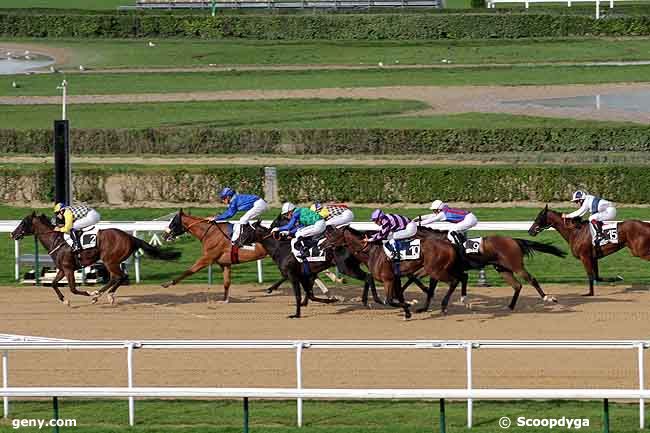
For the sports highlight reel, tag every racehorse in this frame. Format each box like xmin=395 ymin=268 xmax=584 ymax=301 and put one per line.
xmin=251 ymin=222 xmax=381 ymax=318
xmin=323 ymin=226 xmax=466 ymax=319
xmin=529 ymin=205 xmax=650 ymax=296
xmin=10 ymin=213 xmax=180 ymax=305
xmin=417 ymin=227 xmax=565 ymax=310
xmin=161 ymin=209 xmax=274 ymax=302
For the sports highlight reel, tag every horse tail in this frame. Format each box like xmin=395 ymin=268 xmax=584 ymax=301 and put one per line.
xmin=131 ymin=236 xmax=181 ymax=260
xmin=514 ymin=239 xmax=566 ymax=259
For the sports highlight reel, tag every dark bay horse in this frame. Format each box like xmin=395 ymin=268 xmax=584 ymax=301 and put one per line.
xmin=418 ymin=227 xmax=565 ymax=310
xmin=10 ymin=213 xmax=180 ymax=305
xmin=161 ymin=209 xmax=272 ymax=302
xmin=324 ymin=226 xmax=466 ymax=319
xmin=251 ymin=222 xmax=379 ymax=318
xmin=529 ymin=205 xmax=650 ymax=296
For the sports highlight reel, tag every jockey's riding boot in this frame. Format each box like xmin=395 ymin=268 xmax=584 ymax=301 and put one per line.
xmin=591 ymin=220 xmax=604 ymax=244
xmin=297 ymin=238 xmax=308 ymax=259
xmin=71 ymin=229 xmax=82 ymax=252
xmin=391 ymin=239 xmax=401 ymax=262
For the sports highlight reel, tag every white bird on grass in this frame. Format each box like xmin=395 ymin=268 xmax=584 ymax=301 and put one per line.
xmin=148 ymin=41 xmax=156 ymax=47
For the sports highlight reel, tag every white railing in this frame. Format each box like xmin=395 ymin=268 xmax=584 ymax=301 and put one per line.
xmin=485 ymin=0 xmax=632 ymax=18
xmin=1 ymin=338 xmax=648 ymax=429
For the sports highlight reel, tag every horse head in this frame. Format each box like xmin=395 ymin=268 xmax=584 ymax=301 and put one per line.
xmin=321 ymin=226 xmax=346 ymax=251
xmin=163 ymin=209 xmax=186 ymax=241
xmin=11 ymin=212 xmax=36 ymax=240
xmin=528 ymin=205 xmax=551 ymax=236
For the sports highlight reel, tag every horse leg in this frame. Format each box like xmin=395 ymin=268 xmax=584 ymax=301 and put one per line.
xmin=593 ymin=259 xmax=624 ymax=283
xmin=289 ymin=277 xmax=302 ymax=319
xmin=306 ymin=277 xmax=338 ymax=304
xmin=394 ymin=281 xmax=412 ymax=320
xmin=368 ymin=276 xmax=384 ymax=305
xmin=51 ymin=270 xmax=68 ymax=306
xmin=95 ymin=261 xmax=126 ymax=305
xmin=580 ymin=255 xmax=597 ymax=296
xmin=266 ymin=277 xmax=287 ymax=294
xmin=221 ymin=264 xmax=232 ymax=303
xmin=440 ymin=278 xmax=460 ymax=315
xmin=66 ymin=270 xmax=91 ymax=297
xmin=516 ymin=268 xmax=557 ymax=304
xmin=416 ymin=278 xmax=438 ymax=314
xmin=162 ymin=255 xmax=212 ymax=288
xmin=498 ymin=271 xmax=522 ymax=311
xmin=459 ymin=273 xmax=470 ymax=307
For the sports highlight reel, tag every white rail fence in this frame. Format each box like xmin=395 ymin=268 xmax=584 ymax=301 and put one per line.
xmin=1 ymin=338 xmax=648 ymax=429
xmin=0 ymin=220 xmax=541 ymax=284
xmin=485 ymin=0 xmax=633 ymax=18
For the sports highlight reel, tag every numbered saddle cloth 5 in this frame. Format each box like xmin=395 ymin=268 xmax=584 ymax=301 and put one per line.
xmin=291 ymin=237 xmax=327 ymax=263
xmin=382 ymin=239 xmax=421 ymax=261
xmin=463 ymin=238 xmax=482 ymax=254
xmin=63 ymin=226 xmax=99 ymax=249
xmin=591 ymin=223 xmax=619 ymax=246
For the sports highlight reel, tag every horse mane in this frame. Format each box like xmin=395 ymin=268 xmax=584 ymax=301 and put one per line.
xmin=37 ymin=214 xmax=53 ymax=228
xmin=418 ymin=226 xmax=447 ymax=235
xmin=345 ymin=226 xmax=377 ymax=237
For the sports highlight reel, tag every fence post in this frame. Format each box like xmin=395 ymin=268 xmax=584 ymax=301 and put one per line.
xmin=133 ymin=231 xmax=141 ymax=284
xmin=603 ymin=398 xmax=609 ymax=433
xmin=127 ymin=342 xmax=135 ymax=426
xmin=466 ymin=342 xmax=473 ymax=428
xmin=264 ymin=167 xmax=278 ymax=204
xmin=52 ymin=397 xmax=59 ymax=433
xmin=296 ymin=342 xmax=304 ymax=427
xmin=14 ymin=240 xmax=20 ymax=281
xmin=257 ymin=260 xmax=264 ymax=284
xmin=439 ymin=398 xmax=446 ymax=433
xmin=2 ymin=350 xmax=8 ymax=418
xmin=596 ymin=0 xmax=600 ymax=18
xmin=243 ymin=397 xmax=249 ymax=433
xmin=640 ymin=343 xmax=645 ymax=429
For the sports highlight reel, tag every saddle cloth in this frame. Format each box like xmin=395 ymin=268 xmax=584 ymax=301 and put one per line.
xmin=63 ymin=226 xmax=99 ymax=250
xmin=291 ymin=236 xmax=328 ymax=263
xmin=226 ymin=223 xmax=256 ymax=250
xmin=382 ymin=238 xmax=421 ymax=261
xmin=463 ymin=238 xmax=482 ymax=254
xmin=591 ymin=223 xmax=619 ymax=246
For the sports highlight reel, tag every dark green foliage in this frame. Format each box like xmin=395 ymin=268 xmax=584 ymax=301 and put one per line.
xmin=3 ymin=127 xmax=650 ymax=154
xmin=2 ymin=12 xmax=650 ymax=39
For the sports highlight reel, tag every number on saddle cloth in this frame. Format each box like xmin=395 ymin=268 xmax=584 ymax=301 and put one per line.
xmin=291 ymin=236 xmax=327 ymax=263
xmin=591 ymin=223 xmax=619 ymax=246
xmin=382 ymin=239 xmax=421 ymax=261
xmin=63 ymin=227 xmax=99 ymax=250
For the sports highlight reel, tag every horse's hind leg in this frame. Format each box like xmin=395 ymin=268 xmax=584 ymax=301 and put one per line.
xmin=66 ymin=270 xmax=91 ymax=297
xmin=306 ymin=278 xmax=338 ymax=304
xmin=162 ymin=255 xmax=212 ymax=288
xmin=440 ymin=278 xmax=460 ymax=315
xmin=416 ymin=278 xmax=438 ymax=314
xmin=516 ymin=267 xmax=557 ymax=304
xmin=100 ymin=261 xmax=127 ymax=305
xmin=497 ymin=270 xmax=522 ymax=311
xmin=266 ymin=277 xmax=287 ymax=294
xmin=220 ymin=264 xmax=231 ymax=303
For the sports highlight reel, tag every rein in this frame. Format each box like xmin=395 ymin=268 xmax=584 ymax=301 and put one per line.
xmin=183 ymin=218 xmax=215 ymax=242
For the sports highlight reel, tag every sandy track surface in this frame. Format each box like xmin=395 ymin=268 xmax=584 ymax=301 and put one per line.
xmin=3 ymin=83 xmax=649 ymax=124
xmin=2 ymin=283 xmax=649 ymax=390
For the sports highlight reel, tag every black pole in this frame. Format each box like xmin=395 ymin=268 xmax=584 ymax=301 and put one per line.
xmin=603 ymin=398 xmax=610 ymax=433
xmin=52 ymin=397 xmax=59 ymax=433
xmin=53 ymin=120 xmax=71 ymax=205
xmin=439 ymin=398 xmax=446 ymax=433
xmin=243 ymin=397 xmax=249 ymax=433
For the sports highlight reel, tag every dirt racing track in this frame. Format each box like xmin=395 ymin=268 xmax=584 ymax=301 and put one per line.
xmin=2 ymin=282 xmax=650 ymax=391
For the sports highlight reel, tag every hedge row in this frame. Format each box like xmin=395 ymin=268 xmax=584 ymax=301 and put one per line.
xmin=4 ymin=127 xmax=650 ymax=155
xmin=3 ymin=164 xmax=649 ymax=204
xmin=2 ymin=13 xmax=650 ymax=39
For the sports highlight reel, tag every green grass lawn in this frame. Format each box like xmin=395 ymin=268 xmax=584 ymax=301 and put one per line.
xmin=4 ymin=64 xmax=650 ymax=97
xmin=0 ymin=100 xmax=634 ymax=129
xmin=2 ymin=205 xmax=650 ymax=286
xmin=0 ymin=399 xmax=640 ymax=433
xmin=8 ymin=37 xmax=650 ymax=69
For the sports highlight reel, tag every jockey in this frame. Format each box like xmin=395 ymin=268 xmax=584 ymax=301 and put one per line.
xmin=272 ymin=202 xmax=326 ymax=255
xmin=53 ymin=202 xmax=101 ymax=252
xmin=562 ymin=190 xmax=617 ymax=243
xmin=419 ymin=200 xmax=478 ymax=245
xmin=210 ymin=187 xmax=268 ymax=246
xmin=310 ymin=202 xmax=354 ymax=228
xmin=368 ymin=209 xmax=417 ymax=260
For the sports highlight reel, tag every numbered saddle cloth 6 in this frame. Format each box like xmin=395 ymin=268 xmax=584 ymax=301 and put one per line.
xmin=382 ymin=239 xmax=421 ymax=261
xmin=591 ymin=223 xmax=619 ymax=246
xmin=291 ymin=237 xmax=327 ymax=263
xmin=63 ymin=226 xmax=99 ymax=249
xmin=463 ymin=238 xmax=482 ymax=254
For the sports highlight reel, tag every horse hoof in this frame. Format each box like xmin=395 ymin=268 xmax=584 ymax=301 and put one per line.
xmin=63 ymin=299 xmax=71 ymax=307
xmin=407 ymin=299 xmax=419 ymax=306
xmin=161 ymin=281 xmax=172 ymax=288
xmin=582 ymin=292 xmax=594 ymax=297
xmin=266 ymin=289 xmax=273 ymax=294
xmin=333 ymin=295 xmax=344 ymax=302
xmin=415 ymin=307 xmax=428 ymax=314
xmin=90 ymin=290 xmax=99 ymax=296
xmin=616 ymin=275 xmax=624 ymax=282
xmin=108 ymin=294 xmax=116 ymax=305
xmin=543 ymin=295 xmax=558 ymax=303
xmin=288 ymin=314 xmax=300 ymax=319
xmin=217 ymin=299 xmax=230 ymax=304
xmin=441 ymin=308 xmax=448 ymax=315
xmin=91 ymin=297 xmax=99 ymax=305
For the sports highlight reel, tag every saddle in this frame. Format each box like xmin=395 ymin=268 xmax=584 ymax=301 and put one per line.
xmin=63 ymin=226 xmax=99 ymax=250
xmin=382 ymin=238 xmax=421 ymax=261
xmin=291 ymin=235 xmax=327 ymax=263
xmin=590 ymin=222 xmax=619 ymax=247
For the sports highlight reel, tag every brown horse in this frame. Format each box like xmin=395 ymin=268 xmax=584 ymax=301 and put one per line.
xmin=161 ymin=210 xmax=269 ymax=302
xmin=529 ymin=205 xmax=650 ymax=296
xmin=417 ymin=227 xmax=565 ymax=310
xmin=324 ymin=226 xmax=466 ymax=319
xmin=10 ymin=213 xmax=180 ymax=305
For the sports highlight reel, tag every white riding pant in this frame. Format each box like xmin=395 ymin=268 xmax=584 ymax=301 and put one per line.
xmin=590 ymin=207 xmax=616 ymax=223
xmin=446 ymin=212 xmax=478 ymax=242
xmin=295 ymin=219 xmax=326 ymax=240
xmin=232 ymin=198 xmax=268 ymax=242
xmin=72 ymin=210 xmax=101 ymax=230
xmin=325 ymin=209 xmax=354 ymax=228
xmin=390 ymin=221 xmax=418 ymax=241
